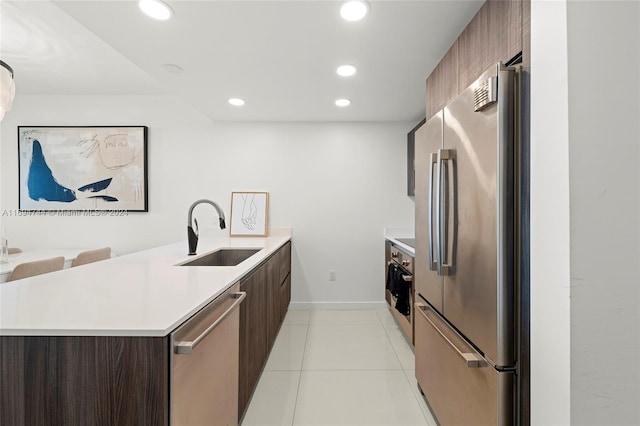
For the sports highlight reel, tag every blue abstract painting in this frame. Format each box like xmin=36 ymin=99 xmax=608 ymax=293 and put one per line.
xmin=18 ymin=126 xmax=147 ymax=211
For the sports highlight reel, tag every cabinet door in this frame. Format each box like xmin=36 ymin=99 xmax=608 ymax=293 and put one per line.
xmin=407 ymin=119 xmax=427 ymax=196
xmin=277 ymin=242 xmax=292 ymax=322
xmin=238 ymin=242 xmax=292 ymax=420
xmin=266 ymin=256 xmax=280 ymax=349
xmin=280 ymin=274 xmax=291 ymax=323
xmin=458 ymin=0 xmax=522 ymax=91
xmin=277 ymin=242 xmax=291 ymax=285
xmin=238 ymin=264 xmax=267 ymax=418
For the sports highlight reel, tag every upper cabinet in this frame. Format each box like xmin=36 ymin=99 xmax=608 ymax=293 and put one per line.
xmin=426 ymin=0 xmax=524 ymax=119
xmin=407 ymin=118 xmax=426 ymax=196
xmin=426 ymin=42 xmax=459 ymax=121
xmin=458 ymin=0 xmax=522 ymax=91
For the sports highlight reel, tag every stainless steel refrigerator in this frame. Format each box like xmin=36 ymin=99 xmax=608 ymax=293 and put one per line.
xmin=414 ymin=62 xmax=519 ymax=425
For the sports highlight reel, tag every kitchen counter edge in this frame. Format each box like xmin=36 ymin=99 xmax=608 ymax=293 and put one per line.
xmin=0 ymin=229 xmax=291 ymax=338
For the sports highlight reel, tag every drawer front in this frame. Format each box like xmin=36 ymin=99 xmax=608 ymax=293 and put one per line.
xmin=414 ymin=303 xmax=513 ymax=426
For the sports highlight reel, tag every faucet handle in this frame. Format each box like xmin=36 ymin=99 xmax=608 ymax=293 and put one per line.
xmin=193 ymin=218 xmax=199 ymax=237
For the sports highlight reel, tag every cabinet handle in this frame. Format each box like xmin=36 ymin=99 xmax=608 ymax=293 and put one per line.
xmin=174 ymin=291 xmax=246 ymax=355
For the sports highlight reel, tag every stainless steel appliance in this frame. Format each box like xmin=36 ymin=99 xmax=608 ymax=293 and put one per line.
xmin=385 ymin=239 xmax=415 ymax=343
xmin=170 ymin=283 xmax=246 ymax=425
xmin=414 ymin=62 xmax=519 ymax=425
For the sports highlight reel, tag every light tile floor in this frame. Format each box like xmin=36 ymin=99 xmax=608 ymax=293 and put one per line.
xmin=241 ymin=309 xmax=438 ymax=426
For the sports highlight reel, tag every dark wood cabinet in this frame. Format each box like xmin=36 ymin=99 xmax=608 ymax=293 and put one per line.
xmin=426 ymin=0 xmax=525 ymax=119
xmin=280 ymin=274 xmax=291 ymax=323
xmin=239 ymin=262 xmax=268 ymax=417
xmin=426 ymin=41 xmax=459 ymax=120
xmin=407 ymin=118 xmax=426 ymax=196
xmin=266 ymin=256 xmax=280 ymax=347
xmin=276 ymin=241 xmax=291 ymax=286
xmin=0 ymin=241 xmax=292 ymax=426
xmin=0 ymin=336 xmax=169 ymax=426
xmin=457 ymin=0 xmax=522 ymax=91
xmin=278 ymin=242 xmax=292 ymax=324
xmin=238 ymin=241 xmax=292 ymax=420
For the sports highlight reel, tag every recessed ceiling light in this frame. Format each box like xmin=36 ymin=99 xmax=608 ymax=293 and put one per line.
xmin=335 ymin=99 xmax=351 ymax=107
xmin=162 ymin=64 xmax=184 ymax=74
xmin=139 ymin=0 xmax=173 ymax=20
xmin=228 ymin=98 xmax=245 ymax=106
xmin=337 ymin=65 xmax=357 ymax=77
xmin=340 ymin=0 xmax=369 ymax=21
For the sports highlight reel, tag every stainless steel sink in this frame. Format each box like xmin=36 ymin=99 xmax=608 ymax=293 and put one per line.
xmin=178 ymin=248 xmax=261 ymax=267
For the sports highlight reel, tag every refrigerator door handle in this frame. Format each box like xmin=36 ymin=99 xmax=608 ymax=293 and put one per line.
xmin=428 ymin=152 xmax=438 ymax=271
xmin=415 ymin=302 xmax=487 ymax=368
xmin=436 ymin=149 xmax=455 ymax=275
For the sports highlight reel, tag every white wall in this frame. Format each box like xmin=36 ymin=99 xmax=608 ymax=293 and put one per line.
xmin=532 ymin=1 xmax=640 ymax=424
xmin=0 ymin=94 xmax=415 ymax=307
xmin=530 ymin=1 xmax=572 ymax=424
xmin=566 ymin=1 xmax=640 ymax=424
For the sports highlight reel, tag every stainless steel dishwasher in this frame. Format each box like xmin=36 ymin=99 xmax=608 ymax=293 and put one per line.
xmin=170 ymin=283 xmax=246 ymax=425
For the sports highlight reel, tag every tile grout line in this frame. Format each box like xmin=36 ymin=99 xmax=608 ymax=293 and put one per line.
xmin=400 ymin=367 xmax=433 ymax=425
xmin=289 ymin=310 xmax=430 ymax=426
xmin=379 ymin=309 xmax=407 ymax=370
xmin=289 ymin=311 xmax=310 ymax=426
xmin=380 ymin=310 xmax=433 ymax=425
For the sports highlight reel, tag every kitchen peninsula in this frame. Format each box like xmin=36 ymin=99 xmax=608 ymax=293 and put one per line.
xmin=0 ymin=228 xmax=292 ymax=425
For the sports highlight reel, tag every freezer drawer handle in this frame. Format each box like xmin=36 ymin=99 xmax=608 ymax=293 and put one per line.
xmin=174 ymin=291 xmax=247 ymax=355
xmin=415 ymin=302 xmax=486 ymax=369
xmin=428 ymin=152 xmax=438 ymax=271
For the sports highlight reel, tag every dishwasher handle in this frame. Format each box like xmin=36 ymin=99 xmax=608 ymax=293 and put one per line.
xmin=174 ymin=291 xmax=246 ymax=355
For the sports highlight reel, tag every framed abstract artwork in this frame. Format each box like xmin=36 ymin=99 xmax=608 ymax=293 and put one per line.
xmin=229 ymin=192 xmax=269 ymax=237
xmin=18 ymin=126 xmax=148 ymax=212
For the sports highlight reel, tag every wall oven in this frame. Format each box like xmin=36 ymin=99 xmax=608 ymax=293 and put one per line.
xmin=385 ymin=239 xmax=415 ymax=344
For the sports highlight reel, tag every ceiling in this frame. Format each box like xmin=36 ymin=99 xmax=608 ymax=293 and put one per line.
xmin=1 ymin=0 xmax=483 ymax=123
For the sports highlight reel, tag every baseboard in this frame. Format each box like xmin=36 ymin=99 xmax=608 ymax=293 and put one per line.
xmin=288 ymin=301 xmax=388 ymax=310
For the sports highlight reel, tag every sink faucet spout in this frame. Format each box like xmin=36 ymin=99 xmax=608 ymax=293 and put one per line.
xmin=187 ymin=199 xmax=226 ymax=255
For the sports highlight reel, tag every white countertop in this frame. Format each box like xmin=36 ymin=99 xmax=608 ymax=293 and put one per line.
xmin=384 ymin=227 xmax=415 ymax=256
xmin=0 ymin=229 xmax=291 ymax=337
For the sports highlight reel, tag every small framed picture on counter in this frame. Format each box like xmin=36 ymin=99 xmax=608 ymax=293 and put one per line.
xmin=229 ymin=192 xmax=269 ymax=237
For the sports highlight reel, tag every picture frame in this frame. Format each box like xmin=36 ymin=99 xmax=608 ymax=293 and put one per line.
xmin=18 ymin=126 xmax=148 ymax=212
xmin=229 ymin=192 xmax=269 ymax=237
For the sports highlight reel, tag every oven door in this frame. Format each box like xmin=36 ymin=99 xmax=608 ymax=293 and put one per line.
xmin=385 ymin=259 xmax=414 ymax=343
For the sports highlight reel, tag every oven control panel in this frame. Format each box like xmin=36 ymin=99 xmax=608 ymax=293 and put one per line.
xmin=389 ymin=243 xmax=414 ymax=275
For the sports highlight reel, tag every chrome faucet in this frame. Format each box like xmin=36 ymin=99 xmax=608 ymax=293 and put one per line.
xmin=187 ymin=199 xmax=226 ymax=255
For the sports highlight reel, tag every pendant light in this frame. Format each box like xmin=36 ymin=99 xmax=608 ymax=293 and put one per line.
xmin=0 ymin=60 xmax=15 ymax=122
